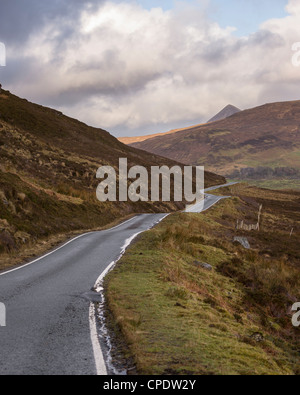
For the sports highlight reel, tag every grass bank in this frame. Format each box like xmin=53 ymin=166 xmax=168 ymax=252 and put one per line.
xmin=105 ymin=185 xmax=300 ymax=375
xmin=231 ymin=179 xmax=300 ymax=191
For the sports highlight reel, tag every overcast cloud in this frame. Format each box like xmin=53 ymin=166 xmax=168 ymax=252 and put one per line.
xmin=0 ymin=0 xmax=300 ymax=137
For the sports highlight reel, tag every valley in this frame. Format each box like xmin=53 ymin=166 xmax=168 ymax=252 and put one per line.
xmin=0 ymin=89 xmax=224 ymax=269
xmin=0 ymin=0 xmax=299 ymax=379
xmin=126 ymin=101 xmax=300 ymax=189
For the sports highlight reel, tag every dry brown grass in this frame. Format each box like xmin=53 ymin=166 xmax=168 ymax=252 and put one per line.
xmin=105 ymin=184 xmax=300 ymax=375
xmin=131 ymin=100 xmax=300 ymax=180
xmin=0 ymin=88 xmax=224 ymax=268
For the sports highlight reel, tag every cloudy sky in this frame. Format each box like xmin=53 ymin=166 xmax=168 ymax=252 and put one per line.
xmin=0 ymin=0 xmax=300 ymax=137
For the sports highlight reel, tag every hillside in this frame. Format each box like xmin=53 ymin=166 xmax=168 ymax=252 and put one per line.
xmin=118 ymin=123 xmax=206 ymax=145
xmin=118 ymin=105 xmax=241 ymax=146
xmin=106 ymin=184 xmax=300 ymax=375
xmin=131 ymin=101 xmax=300 ymax=187
xmin=208 ymin=104 xmax=241 ymax=123
xmin=0 ymin=89 xmax=224 ymax=267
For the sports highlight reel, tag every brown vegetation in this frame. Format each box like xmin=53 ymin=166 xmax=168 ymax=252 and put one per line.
xmin=130 ymin=100 xmax=300 ymax=185
xmin=0 ymin=89 xmax=224 ymax=268
xmin=105 ymin=184 xmax=300 ymax=375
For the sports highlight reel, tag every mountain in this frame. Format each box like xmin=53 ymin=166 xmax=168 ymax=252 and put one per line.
xmin=118 ymin=123 xmax=206 ymax=145
xmin=208 ymin=104 xmax=241 ymax=123
xmin=130 ymin=100 xmax=300 ymax=187
xmin=0 ymin=89 xmax=224 ymax=262
xmin=118 ymin=105 xmax=240 ymax=146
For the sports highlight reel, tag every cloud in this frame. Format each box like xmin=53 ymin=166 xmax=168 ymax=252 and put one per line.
xmin=286 ymin=0 xmax=300 ymax=14
xmin=1 ymin=0 xmax=300 ymax=136
xmin=0 ymin=0 xmax=89 ymax=45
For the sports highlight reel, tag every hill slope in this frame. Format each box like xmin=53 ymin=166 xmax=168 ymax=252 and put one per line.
xmin=106 ymin=184 xmax=300 ymax=375
xmin=118 ymin=122 xmax=206 ymax=146
xmin=118 ymin=105 xmax=240 ymax=146
xmin=208 ymin=104 xmax=241 ymax=123
xmin=131 ymin=101 xmax=300 ymax=186
xmin=0 ymin=89 xmax=224 ymax=266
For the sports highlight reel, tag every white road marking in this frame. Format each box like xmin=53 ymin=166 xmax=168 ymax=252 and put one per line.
xmin=106 ymin=216 xmax=137 ymax=232
xmin=89 ymin=303 xmax=108 ymax=375
xmin=90 ymin=214 xmax=169 ymax=376
xmin=0 ymin=216 xmax=137 ymax=277
xmin=186 ymin=182 xmax=238 ymax=213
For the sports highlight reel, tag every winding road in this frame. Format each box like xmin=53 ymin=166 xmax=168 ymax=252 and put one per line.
xmin=0 ymin=183 xmax=234 ymax=375
xmin=186 ymin=182 xmax=237 ymax=213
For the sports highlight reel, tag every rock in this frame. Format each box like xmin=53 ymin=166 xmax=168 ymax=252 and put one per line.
xmin=193 ymin=260 xmax=213 ymax=271
xmin=233 ymin=237 xmax=251 ymax=249
xmin=251 ymin=332 xmax=264 ymax=342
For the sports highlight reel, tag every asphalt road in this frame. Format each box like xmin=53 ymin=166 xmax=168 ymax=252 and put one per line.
xmin=185 ymin=182 xmax=236 ymax=213
xmin=186 ymin=194 xmax=228 ymax=213
xmin=0 ymin=214 xmax=166 ymax=375
xmin=0 ymin=183 xmax=234 ymax=375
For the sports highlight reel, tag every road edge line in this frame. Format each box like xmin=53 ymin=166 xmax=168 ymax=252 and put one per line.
xmin=89 ymin=303 xmax=108 ymax=375
xmin=0 ymin=216 xmax=137 ymax=277
xmin=90 ymin=214 xmax=169 ymax=376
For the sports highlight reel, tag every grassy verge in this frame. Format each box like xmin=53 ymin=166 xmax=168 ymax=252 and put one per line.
xmin=230 ymin=179 xmax=300 ymax=191
xmin=105 ymin=185 xmax=300 ymax=375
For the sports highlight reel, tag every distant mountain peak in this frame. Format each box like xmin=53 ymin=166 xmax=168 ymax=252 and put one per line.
xmin=208 ymin=104 xmax=241 ymax=123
